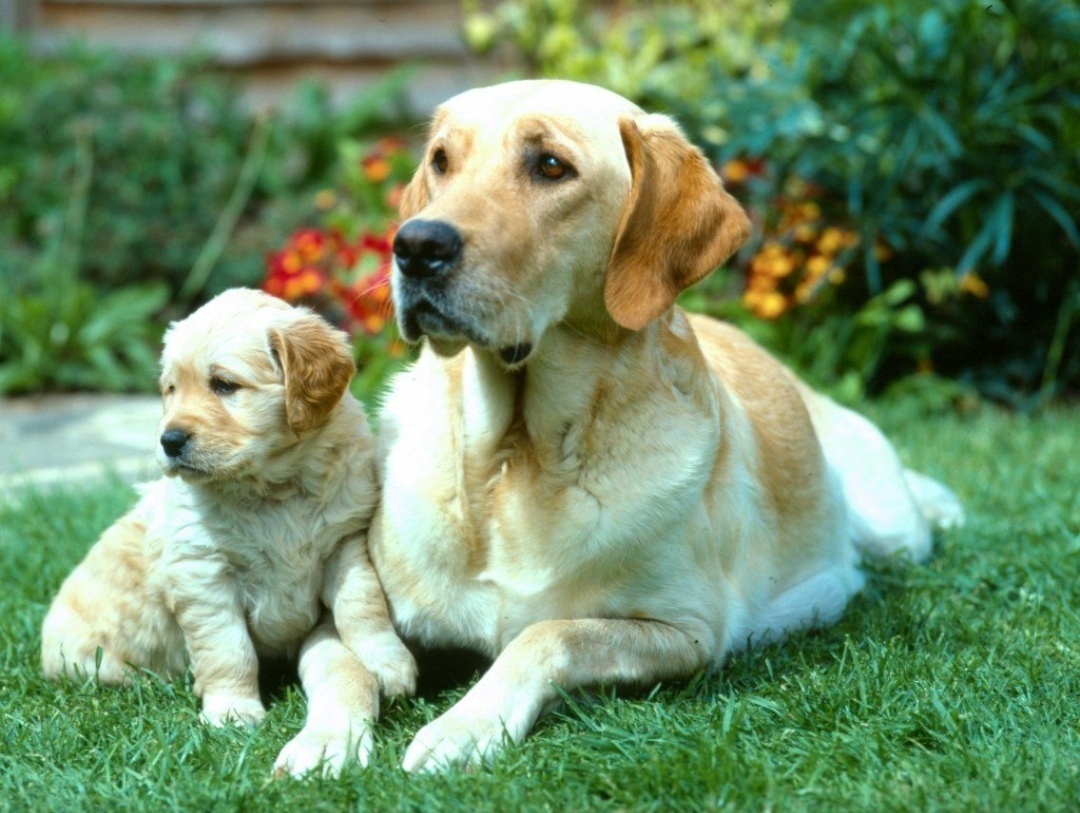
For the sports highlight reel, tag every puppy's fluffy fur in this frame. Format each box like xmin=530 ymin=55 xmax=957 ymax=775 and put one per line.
xmin=41 ymin=288 xmax=416 ymax=776
xmin=370 ymin=80 xmax=966 ymax=771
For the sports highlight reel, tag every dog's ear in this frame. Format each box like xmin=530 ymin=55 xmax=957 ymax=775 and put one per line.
xmin=270 ymin=314 xmax=355 ymax=435
xmin=605 ymin=115 xmax=751 ymax=331
xmin=399 ymin=164 xmax=429 ymax=219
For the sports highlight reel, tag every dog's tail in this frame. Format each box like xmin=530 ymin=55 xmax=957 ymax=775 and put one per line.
xmin=903 ymin=469 xmax=966 ymax=532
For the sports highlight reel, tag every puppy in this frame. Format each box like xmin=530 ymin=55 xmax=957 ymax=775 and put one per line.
xmin=41 ymin=288 xmax=416 ymax=776
xmin=368 ymin=80 xmax=965 ymax=771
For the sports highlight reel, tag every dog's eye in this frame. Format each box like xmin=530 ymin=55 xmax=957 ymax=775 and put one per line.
xmin=535 ymin=153 xmax=574 ymax=182
xmin=210 ymin=377 xmax=240 ymax=396
xmin=432 ymin=148 xmax=449 ymax=175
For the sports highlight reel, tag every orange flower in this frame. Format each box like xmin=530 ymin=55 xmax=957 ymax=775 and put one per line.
xmin=959 ymin=273 xmax=989 ymax=299
xmin=363 ymin=156 xmax=392 ymax=184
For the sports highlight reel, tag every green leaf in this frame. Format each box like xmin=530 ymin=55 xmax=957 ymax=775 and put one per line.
xmin=923 ymin=180 xmax=992 ymax=237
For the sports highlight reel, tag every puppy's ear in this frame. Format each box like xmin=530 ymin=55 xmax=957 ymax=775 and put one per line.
xmin=399 ymin=164 xmax=428 ymax=219
xmin=270 ymin=314 xmax=355 ymax=435
xmin=605 ymin=115 xmax=751 ymax=331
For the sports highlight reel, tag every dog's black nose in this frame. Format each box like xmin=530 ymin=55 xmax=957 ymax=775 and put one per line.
xmin=160 ymin=428 xmax=190 ymax=459
xmin=393 ymin=219 xmax=462 ymax=280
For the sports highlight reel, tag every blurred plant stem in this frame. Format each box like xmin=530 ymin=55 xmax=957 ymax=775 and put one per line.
xmin=180 ymin=111 xmax=271 ymax=301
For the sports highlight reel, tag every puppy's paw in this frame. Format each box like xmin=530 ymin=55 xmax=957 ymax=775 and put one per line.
xmin=200 ymin=694 xmax=266 ymax=727
xmin=351 ymin=632 xmax=418 ymax=698
xmin=273 ymin=723 xmax=374 ymax=778
xmin=401 ymin=708 xmax=511 ymax=773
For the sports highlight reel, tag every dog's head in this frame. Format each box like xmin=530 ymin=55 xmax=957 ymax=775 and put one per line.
xmin=156 ymin=288 xmax=355 ymax=483
xmin=392 ymin=79 xmax=751 ymax=366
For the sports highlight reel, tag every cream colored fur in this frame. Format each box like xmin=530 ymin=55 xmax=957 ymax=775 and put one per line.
xmin=370 ymin=80 xmax=965 ymax=772
xmin=41 ymin=288 xmax=416 ymax=777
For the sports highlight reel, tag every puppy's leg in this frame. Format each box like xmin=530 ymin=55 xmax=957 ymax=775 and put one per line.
xmin=42 ymin=509 xmax=183 ymax=683
xmin=402 ymin=618 xmax=710 ymax=773
xmin=167 ymin=564 xmax=265 ymax=726
xmin=273 ymin=617 xmax=381 ymax=777
xmin=322 ymin=537 xmax=417 ymax=697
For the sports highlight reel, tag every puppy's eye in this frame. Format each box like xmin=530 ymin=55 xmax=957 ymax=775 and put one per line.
xmin=162 ymin=383 xmax=175 ymax=397
xmin=210 ymin=377 xmax=240 ymax=396
xmin=535 ymin=153 xmax=574 ymax=182
xmin=432 ymin=148 xmax=449 ymax=174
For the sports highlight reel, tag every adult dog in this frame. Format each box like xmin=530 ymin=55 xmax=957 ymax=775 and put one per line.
xmin=371 ymin=79 xmax=964 ymax=771
xmin=41 ymin=288 xmax=416 ymax=776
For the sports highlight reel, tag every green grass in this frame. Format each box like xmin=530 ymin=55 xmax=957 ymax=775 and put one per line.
xmin=2 ymin=398 xmax=1079 ymax=812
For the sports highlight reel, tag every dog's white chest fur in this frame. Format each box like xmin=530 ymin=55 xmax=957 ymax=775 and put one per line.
xmin=370 ymin=344 xmax=742 ymax=658
xmin=142 ymin=477 xmax=360 ymax=657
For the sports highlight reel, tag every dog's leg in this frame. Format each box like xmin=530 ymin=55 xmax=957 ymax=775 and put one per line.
xmin=41 ymin=509 xmax=184 ymax=683
xmin=168 ymin=570 xmax=265 ymax=726
xmin=273 ymin=617 xmax=381 ymax=777
xmin=322 ymin=537 xmax=417 ymax=698
xmin=402 ymin=618 xmax=710 ymax=772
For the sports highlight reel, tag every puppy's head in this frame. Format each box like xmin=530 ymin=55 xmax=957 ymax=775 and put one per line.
xmin=156 ymin=288 xmax=355 ymax=483
xmin=392 ymin=79 xmax=751 ymax=366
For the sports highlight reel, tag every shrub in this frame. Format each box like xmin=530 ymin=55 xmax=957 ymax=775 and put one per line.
xmin=466 ymin=0 xmax=1080 ymax=406
xmin=0 ymin=34 xmax=417 ymax=394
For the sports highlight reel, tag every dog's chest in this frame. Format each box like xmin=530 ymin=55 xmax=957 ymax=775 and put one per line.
xmin=226 ymin=511 xmax=329 ymax=652
xmin=372 ymin=447 xmax=634 ymax=655
xmin=159 ymin=490 xmax=353 ymax=657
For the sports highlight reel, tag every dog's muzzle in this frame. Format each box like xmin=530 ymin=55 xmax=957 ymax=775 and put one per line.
xmin=392 ymin=219 xmax=534 ymax=366
xmin=393 ymin=219 xmax=474 ymax=343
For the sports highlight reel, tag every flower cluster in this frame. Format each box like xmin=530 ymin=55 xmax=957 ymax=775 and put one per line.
xmin=261 ymin=135 xmax=419 ymax=356
xmin=724 ymin=162 xmax=859 ymax=320
xmin=263 ymin=226 xmax=396 ymax=337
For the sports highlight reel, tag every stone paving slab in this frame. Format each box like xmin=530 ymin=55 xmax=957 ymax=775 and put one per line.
xmin=0 ymin=394 xmax=162 ymax=498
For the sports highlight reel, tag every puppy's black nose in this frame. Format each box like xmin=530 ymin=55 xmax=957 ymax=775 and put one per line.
xmin=160 ymin=428 xmax=190 ymax=459
xmin=393 ymin=219 xmax=462 ymax=280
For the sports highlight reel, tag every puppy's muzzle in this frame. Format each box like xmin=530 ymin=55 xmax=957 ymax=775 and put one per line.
xmin=393 ymin=219 xmax=462 ymax=282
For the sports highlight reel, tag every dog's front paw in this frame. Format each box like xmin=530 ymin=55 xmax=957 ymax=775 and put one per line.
xmin=351 ymin=632 xmax=418 ymax=698
xmin=402 ymin=707 xmax=513 ymax=773
xmin=273 ymin=723 xmax=374 ymax=778
xmin=200 ymin=694 xmax=266 ymax=727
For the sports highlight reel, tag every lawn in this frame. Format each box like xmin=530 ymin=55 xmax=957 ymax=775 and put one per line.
xmin=2 ymin=397 xmax=1078 ymax=812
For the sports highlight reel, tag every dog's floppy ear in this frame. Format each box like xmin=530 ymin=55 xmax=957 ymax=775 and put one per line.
xmin=270 ymin=314 xmax=355 ymax=435
xmin=399 ymin=164 xmax=429 ymax=220
xmin=605 ymin=115 xmax=751 ymax=331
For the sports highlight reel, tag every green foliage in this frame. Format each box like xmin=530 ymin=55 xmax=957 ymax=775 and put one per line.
xmin=0 ymin=34 xmax=418 ymax=394
xmin=4 ymin=401 xmax=1080 ymax=809
xmin=468 ymin=0 xmax=1080 ymax=406
xmin=721 ymin=0 xmax=1080 ymax=404
xmin=0 ymin=281 xmax=167 ymax=394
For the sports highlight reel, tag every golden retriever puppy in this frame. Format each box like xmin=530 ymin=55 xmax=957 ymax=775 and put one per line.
xmin=41 ymin=288 xmax=416 ymax=776
xmin=368 ymin=80 xmax=965 ymax=771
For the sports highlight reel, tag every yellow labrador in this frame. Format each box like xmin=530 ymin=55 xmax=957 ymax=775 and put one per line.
xmin=41 ymin=288 xmax=416 ymax=777
xmin=372 ymin=80 xmax=964 ymax=771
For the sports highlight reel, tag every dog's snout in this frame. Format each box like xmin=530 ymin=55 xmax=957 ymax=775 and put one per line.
xmin=160 ymin=428 xmax=191 ymax=459
xmin=393 ymin=220 xmax=462 ymax=280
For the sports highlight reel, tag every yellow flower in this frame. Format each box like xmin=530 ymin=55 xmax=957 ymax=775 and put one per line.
xmin=314 ymin=189 xmax=337 ymax=210
xmin=751 ymin=244 xmax=798 ymax=279
xmin=816 ymin=227 xmax=857 ymax=256
xmin=804 ymin=254 xmax=831 ymax=282
xmin=723 ymin=159 xmax=750 ymax=184
xmin=744 ymin=289 xmax=789 ymax=320
xmin=959 ymin=273 xmax=989 ymax=299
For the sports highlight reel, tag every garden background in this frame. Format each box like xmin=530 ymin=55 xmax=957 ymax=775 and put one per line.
xmin=2 ymin=1 xmax=1079 ymax=810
